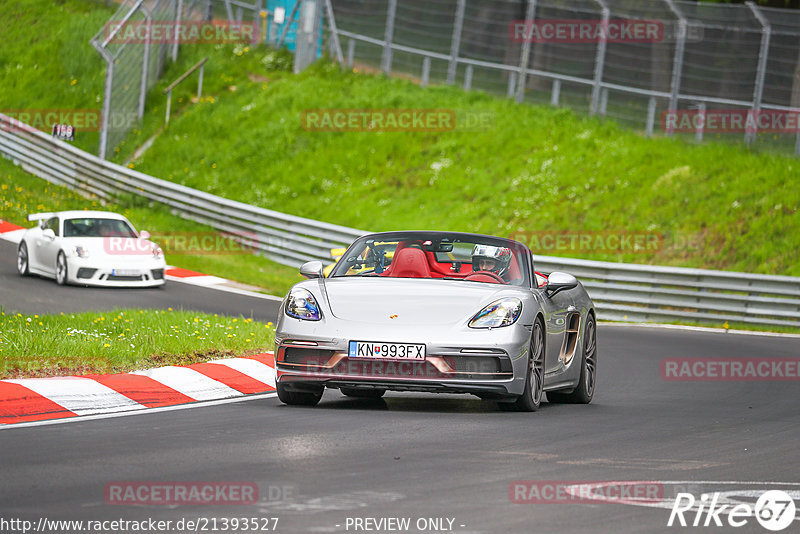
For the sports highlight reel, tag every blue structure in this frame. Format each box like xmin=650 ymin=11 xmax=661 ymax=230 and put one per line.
xmin=266 ymin=0 xmax=323 ymax=56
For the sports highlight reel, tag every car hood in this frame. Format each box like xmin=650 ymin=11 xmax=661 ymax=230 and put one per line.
xmin=63 ymin=237 xmax=160 ymax=259
xmin=314 ymin=277 xmax=528 ymax=326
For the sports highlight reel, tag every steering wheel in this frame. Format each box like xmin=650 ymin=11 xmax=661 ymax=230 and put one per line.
xmin=465 ymin=270 xmax=505 ymax=283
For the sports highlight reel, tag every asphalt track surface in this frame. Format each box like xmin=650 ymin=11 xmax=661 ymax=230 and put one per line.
xmin=2 ymin=240 xmax=800 ymax=533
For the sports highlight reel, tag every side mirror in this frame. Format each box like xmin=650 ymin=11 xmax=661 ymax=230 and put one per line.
xmin=300 ymin=260 xmax=324 ymax=279
xmin=42 ymin=228 xmax=56 ymax=240
xmin=139 ymin=230 xmax=151 ymax=240
xmin=545 ymin=271 xmax=578 ymax=297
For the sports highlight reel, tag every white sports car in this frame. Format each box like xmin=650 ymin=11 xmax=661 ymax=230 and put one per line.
xmin=16 ymin=211 xmax=166 ymax=287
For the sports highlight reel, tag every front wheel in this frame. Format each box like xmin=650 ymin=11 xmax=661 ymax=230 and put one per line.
xmin=276 ymin=382 xmax=323 ymax=406
xmin=499 ymin=319 xmax=544 ymax=412
xmin=17 ymin=242 xmax=29 ymax=276
xmin=547 ymin=314 xmax=596 ymax=404
xmin=55 ymin=251 xmax=68 ymax=286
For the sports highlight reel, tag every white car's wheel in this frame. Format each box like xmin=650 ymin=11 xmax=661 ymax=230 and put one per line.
xmin=55 ymin=251 xmax=68 ymax=286
xmin=17 ymin=242 xmax=29 ymax=276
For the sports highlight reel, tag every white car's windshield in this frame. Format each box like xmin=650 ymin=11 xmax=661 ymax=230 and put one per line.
xmin=63 ymin=218 xmax=137 ymax=238
xmin=330 ymin=232 xmax=530 ymax=287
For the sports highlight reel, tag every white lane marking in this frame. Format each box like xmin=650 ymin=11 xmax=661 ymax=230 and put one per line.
xmin=1 ymin=377 xmax=146 ymax=416
xmin=0 ymin=229 xmax=26 ymax=245
xmin=599 ymin=321 xmax=800 ymax=339
xmin=207 ymin=357 xmax=276 ymax=387
xmin=131 ymin=366 xmax=242 ymax=401
xmin=165 ymin=274 xmax=229 ymax=286
xmin=0 ymin=392 xmax=278 ymax=430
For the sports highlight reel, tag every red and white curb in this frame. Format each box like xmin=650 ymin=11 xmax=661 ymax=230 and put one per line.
xmin=0 ymin=220 xmax=281 ymax=301
xmin=0 ymin=353 xmax=275 ymax=425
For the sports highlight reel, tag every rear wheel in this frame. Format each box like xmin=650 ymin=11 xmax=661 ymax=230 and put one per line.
xmin=547 ymin=314 xmax=596 ymax=404
xmin=340 ymin=387 xmax=385 ymax=399
xmin=17 ymin=242 xmax=29 ymax=276
xmin=499 ymin=319 xmax=544 ymax=412
xmin=276 ymin=382 xmax=323 ymax=406
xmin=55 ymin=251 xmax=68 ymax=286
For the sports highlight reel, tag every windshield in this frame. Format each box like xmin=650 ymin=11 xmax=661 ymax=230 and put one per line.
xmin=63 ymin=218 xmax=137 ymax=238
xmin=329 ymin=232 xmax=530 ymax=287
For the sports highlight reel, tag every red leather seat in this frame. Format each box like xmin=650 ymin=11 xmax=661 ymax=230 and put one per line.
xmin=386 ymin=247 xmax=432 ymax=278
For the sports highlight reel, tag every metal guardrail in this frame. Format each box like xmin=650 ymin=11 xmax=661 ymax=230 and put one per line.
xmin=2 ymin=112 xmax=799 ymax=328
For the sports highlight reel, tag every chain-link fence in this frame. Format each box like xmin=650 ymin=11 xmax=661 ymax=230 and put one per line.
xmin=329 ymin=0 xmax=800 ymax=156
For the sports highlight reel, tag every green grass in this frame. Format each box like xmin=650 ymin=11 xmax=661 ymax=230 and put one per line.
xmin=117 ymin=46 xmax=800 ymax=277
xmin=0 ymin=308 xmax=275 ymax=379
xmin=0 ymin=157 xmax=304 ymax=296
xmin=0 ymin=0 xmax=114 ymax=153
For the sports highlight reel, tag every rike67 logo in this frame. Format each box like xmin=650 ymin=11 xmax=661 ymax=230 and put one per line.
xmin=668 ymin=490 xmax=796 ymax=531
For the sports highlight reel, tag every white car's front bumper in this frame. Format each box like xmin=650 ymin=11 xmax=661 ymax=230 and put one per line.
xmin=66 ymin=256 xmax=166 ymax=287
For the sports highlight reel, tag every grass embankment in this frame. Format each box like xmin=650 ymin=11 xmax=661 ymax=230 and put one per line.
xmin=0 ymin=308 xmax=275 ymax=379
xmin=123 ymin=48 xmax=800 ymax=277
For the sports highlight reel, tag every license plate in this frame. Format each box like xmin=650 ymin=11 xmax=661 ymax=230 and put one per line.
xmin=112 ymin=269 xmax=140 ymax=276
xmin=348 ymin=341 xmax=426 ymax=361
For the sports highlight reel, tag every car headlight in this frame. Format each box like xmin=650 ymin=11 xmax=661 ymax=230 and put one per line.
xmin=72 ymin=245 xmax=89 ymax=258
xmin=285 ymin=288 xmax=322 ymax=321
xmin=468 ymin=298 xmax=522 ymax=329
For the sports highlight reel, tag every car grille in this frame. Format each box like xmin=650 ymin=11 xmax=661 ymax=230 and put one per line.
xmin=106 ymin=275 xmax=144 ymax=282
xmin=151 ymin=269 xmax=164 ymax=280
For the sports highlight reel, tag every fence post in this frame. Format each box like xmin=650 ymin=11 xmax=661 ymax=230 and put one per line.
xmin=138 ymin=4 xmax=152 ymax=120
xmin=646 ymin=96 xmax=657 ymax=136
xmin=447 ymin=0 xmax=467 ymax=85
xmin=664 ymin=0 xmax=686 ymax=134
xmin=347 ymin=38 xmax=355 ymax=69
xmin=515 ymin=0 xmax=537 ymax=103
xmin=746 ymin=1 xmax=771 ymax=146
xmin=507 ymin=71 xmax=518 ymax=98
xmin=381 ymin=0 xmax=398 ymax=75
xmin=421 ymin=56 xmax=431 ymax=87
xmin=695 ymin=103 xmax=706 ymax=143
xmin=172 ymin=0 xmax=183 ymax=62
xmin=551 ymin=79 xmax=561 ymax=106
xmin=92 ymin=42 xmax=113 ymax=160
xmin=324 ymin=0 xmax=345 ymax=66
xmin=590 ymin=0 xmax=609 ymax=115
xmin=464 ymin=65 xmax=473 ymax=90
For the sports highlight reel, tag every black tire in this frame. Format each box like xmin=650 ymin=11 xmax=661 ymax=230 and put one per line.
xmin=499 ymin=318 xmax=544 ymax=412
xmin=547 ymin=313 xmax=596 ymax=404
xmin=55 ymin=251 xmax=68 ymax=286
xmin=340 ymin=387 xmax=386 ymax=399
xmin=276 ymin=382 xmax=323 ymax=406
xmin=17 ymin=242 xmax=29 ymax=276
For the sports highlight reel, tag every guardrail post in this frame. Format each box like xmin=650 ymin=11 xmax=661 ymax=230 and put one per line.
xmin=745 ymin=1 xmax=771 ymax=146
xmin=515 ymin=0 xmax=537 ymax=103
xmin=590 ymin=0 xmax=609 ymax=115
xmin=421 ymin=56 xmax=431 ymax=87
xmin=646 ymin=96 xmax=657 ymax=136
xmin=381 ymin=0 xmax=398 ymax=75
xmin=551 ymin=79 xmax=561 ymax=106
xmin=664 ymin=0 xmax=686 ymax=134
xmin=446 ymin=0 xmax=466 ymax=85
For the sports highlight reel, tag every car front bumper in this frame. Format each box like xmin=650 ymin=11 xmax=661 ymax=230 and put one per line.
xmin=66 ymin=257 xmax=166 ymax=287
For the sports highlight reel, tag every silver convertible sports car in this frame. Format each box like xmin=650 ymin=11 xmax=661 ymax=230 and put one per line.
xmin=274 ymin=231 xmax=597 ymax=412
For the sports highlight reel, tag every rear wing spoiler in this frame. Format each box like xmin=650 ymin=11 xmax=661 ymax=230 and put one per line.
xmin=27 ymin=213 xmax=55 ymax=222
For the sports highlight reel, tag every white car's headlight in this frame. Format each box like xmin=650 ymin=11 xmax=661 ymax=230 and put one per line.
xmin=285 ymin=288 xmax=322 ymax=321
xmin=468 ymin=298 xmax=522 ymax=329
xmin=73 ymin=245 xmax=89 ymax=258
